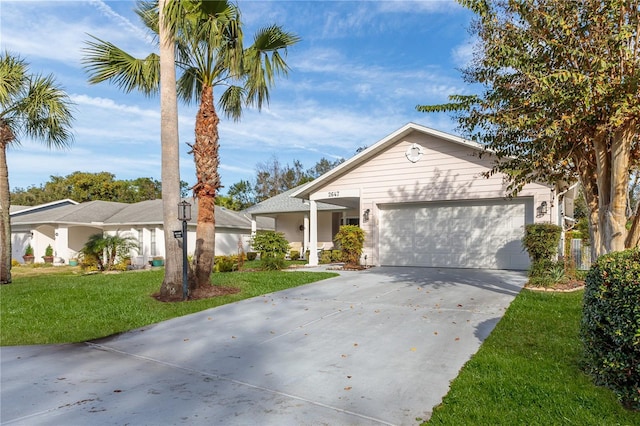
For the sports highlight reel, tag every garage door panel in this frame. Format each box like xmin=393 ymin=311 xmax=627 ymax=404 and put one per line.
xmin=380 ymin=200 xmax=531 ymax=270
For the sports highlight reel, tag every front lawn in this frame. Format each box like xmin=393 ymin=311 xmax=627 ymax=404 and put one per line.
xmin=425 ymin=289 xmax=640 ymax=425
xmin=0 ymin=267 xmax=337 ymax=346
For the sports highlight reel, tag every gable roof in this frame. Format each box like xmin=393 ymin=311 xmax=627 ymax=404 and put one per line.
xmin=244 ymin=185 xmax=347 ymax=216
xmin=291 ymin=122 xmax=485 ymax=200
xmin=11 ymin=198 xmax=271 ymax=230
xmin=10 ymin=199 xmax=79 ymax=216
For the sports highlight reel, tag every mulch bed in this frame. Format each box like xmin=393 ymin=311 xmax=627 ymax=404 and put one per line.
xmin=153 ymin=285 xmax=240 ymax=302
xmin=526 ymin=279 xmax=585 ymax=292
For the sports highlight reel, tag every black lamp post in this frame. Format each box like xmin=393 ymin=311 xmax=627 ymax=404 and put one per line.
xmin=178 ymin=200 xmax=191 ymax=300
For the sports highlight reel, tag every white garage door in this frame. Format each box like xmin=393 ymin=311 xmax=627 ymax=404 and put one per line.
xmin=379 ymin=199 xmax=532 ymax=270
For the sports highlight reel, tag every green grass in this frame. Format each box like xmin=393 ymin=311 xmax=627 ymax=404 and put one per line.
xmin=0 ymin=267 xmax=337 ymax=346
xmin=425 ymin=289 xmax=640 ymax=425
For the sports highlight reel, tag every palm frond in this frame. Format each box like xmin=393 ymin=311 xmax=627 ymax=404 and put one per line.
xmin=0 ymin=52 xmax=28 ymax=109
xmin=242 ymin=25 xmax=300 ymax=109
xmin=177 ymin=66 xmax=202 ymax=105
xmin=219 ymin=85 xmax=244 ymax=121
xmin=82 ymin=35 xmax=160 ymax=97
xmin=17 ymin=73 xmax=75 ymax=148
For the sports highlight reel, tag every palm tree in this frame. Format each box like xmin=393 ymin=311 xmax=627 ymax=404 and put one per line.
xmin=83 ymin=0 xmax=299 ymax=290
xmin=158 ymin=0 xmax=183 ymax=298
xmin=80 ymin=233 xmax=139 ymax=271
xmin=0 ymin=53 xmax=74 ymax=284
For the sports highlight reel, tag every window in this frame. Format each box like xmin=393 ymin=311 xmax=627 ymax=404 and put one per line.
xmin=151 ymin=229 xmax=157 ymax=256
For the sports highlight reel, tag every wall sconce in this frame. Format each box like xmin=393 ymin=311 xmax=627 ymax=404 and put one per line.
xmin=536 ymin=201 xmax=548 ymax=217
xmin=363 ymin=208 xmax=370 ymax=222
xmin=299 ymin=224 xmax=304 ymax=231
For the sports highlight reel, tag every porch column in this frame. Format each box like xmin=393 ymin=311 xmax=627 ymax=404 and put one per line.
xmin=303 ymin=214 xmax=309 ymax=259
xmin=250 ymin=217 xmax=257 ymax=235
xmin=308 ymin=200 xmax=318 ymax=266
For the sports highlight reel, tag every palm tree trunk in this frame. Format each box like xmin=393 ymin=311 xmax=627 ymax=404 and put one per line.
xmin=192 ymin=85 xmax=220 ymax=288
xmin=158 ymin=0 xmax=185 ymax=299
xmin=0 ymin=139 xmax=12 ymax=284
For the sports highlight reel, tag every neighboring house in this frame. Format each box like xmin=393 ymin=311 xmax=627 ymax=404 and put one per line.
xmin=10 ymin=198 xmax=273 ymax=265
xmin=248 ymin=123 xmax=576 ymax=270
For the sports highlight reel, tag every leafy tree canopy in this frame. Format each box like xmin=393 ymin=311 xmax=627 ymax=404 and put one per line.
xmin=419 ymin=0 xmax=640 ymax=257
xmin=217 ymin=155 xmax=345 ymax=209
xmin=10 ymin=171 xmax=190 ymax=205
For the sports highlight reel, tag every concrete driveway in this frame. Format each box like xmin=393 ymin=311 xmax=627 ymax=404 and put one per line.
xmin=1 ymin=267 xmax=526 ymax=425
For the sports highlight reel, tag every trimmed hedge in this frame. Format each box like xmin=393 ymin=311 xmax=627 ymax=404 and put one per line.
xmin=334 ymin=225 xmax=365 ymax=265
xmin=581 ymin=248 xmax=640 ymax=410
xmin=523 ymin=223 xmax=562 ymax=263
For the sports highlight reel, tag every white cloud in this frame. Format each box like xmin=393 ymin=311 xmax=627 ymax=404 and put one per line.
xmin=452 ymin=39 xmax=476 ymax=68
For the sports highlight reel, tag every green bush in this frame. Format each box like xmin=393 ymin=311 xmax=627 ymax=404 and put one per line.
xmin=215 ymin=255 xmax=237 ymax=273
xmin=523 ymin=224 xmax=562 ymax=285
xmin=330 ymin=249 xmax=342 ymax=262
xmin=251 ymin=231 xmax=288 ymax=271
xmin=528 ymin=259 xmax=566 ymax=287
xmin=581 ymin=248 xmax=640 ymax=410
xmin=261 ymin=255 xmax=286 ymax=271
xmin=319 ymin=250 xmax=332 ymax=264
xmin=290 ymin=250 xmax=300 ymax=260
xmin=246 ymin=252 xmax=257 ymax=261
xmin=334 ymin=225 xmax=365 ymax=265
xmin=523 ymin=224 xmax=562 ymax=263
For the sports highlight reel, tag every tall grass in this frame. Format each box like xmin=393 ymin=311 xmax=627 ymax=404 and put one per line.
xmin=425 ymin=290 xmax=640 ymax=425
xmin=1 ymin=268 xmax=337 ymax=346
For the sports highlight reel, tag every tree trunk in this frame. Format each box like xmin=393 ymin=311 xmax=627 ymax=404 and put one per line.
xmin=626 ymin=201 xmax=640 ymax=249
xmin=0 ymin=139 xmax=12 ymax=284
xmin=593 ymin=130 xmax=612 ymax=256
xmin=576 ymin=151 xmax=602 ymax=262
xmin=158 ymin=0 xmax=185 ymax=299
xmin=192 ymin=85 xmax=220 ymax=288
xmin=608 ymin=124 xmax=632 ymax=252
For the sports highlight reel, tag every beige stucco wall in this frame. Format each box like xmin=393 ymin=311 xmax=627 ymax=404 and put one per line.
xmin=310 ymin=131 xmax=553 ymax=265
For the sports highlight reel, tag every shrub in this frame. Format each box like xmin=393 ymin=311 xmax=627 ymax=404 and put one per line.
xmin=290 ymin=250 xmax=300 ymax=260
xmin=334 ymin=225 xmax=365 ymax=265
xmin=215 ymin=255 xmax=238 ymax=273
xmin=331 ymin=249 xmax=342 ymax=262
xmin=523 ymin=224 xmax=562 ymax=285
xmin=319 ymin=250 xmax=332 ymax=264
xmin=581 ymin=248 xmax=640 ymax=410
xmin=528 ymin=259 xmax=566 ymax=287
xmin=261 ymin=255 xmax=286 ymax=271
xmin=246 ymin=252 xmax=257 ymax=261
xmin=523 ymin=224 xmax=562 ymax=263
xmin=251 ymin=231 xmax=288 ymax=270
xmin=44 ymin=244 xmax=54 ymax=257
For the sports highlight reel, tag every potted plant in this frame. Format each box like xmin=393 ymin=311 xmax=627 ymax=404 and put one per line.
xmin=43 ymin=244 xmax=54 ymax=263
xmin=23 ymin=244 xmax=35 ymax=264
xmin=151 ymin=256 xmax=164 ymax=267
xmin=68 ymin=257 xmax=79 ymax=267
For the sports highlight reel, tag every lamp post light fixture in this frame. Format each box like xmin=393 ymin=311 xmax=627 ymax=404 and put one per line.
xmin=178 ymin=200 xmax=191 ymax=300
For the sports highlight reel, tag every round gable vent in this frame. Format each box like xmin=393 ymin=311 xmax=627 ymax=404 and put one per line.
xmin=405 ymin=143 xmax=424 ymax=163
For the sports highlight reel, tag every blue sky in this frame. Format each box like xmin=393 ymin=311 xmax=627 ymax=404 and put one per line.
xmin=1 ymin=0 xmax=477 ymax=194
